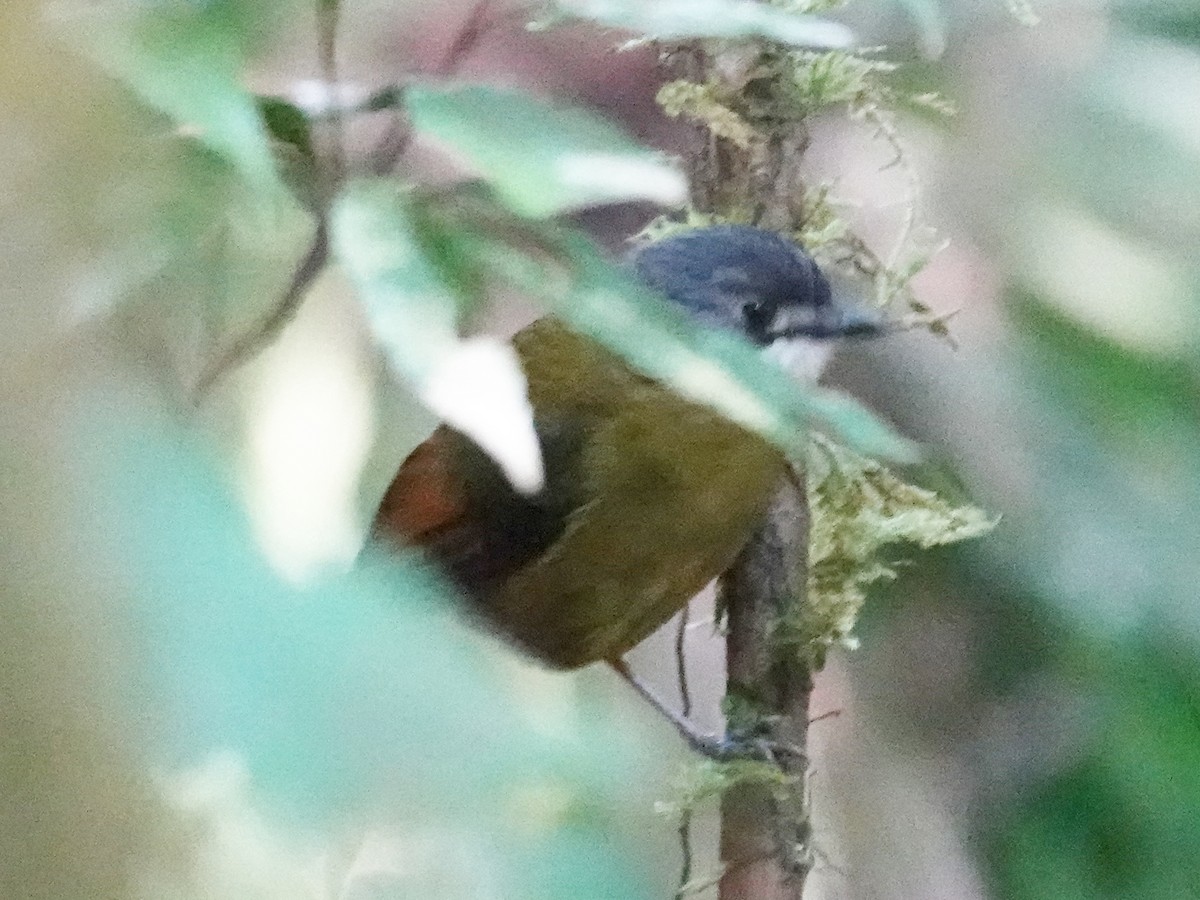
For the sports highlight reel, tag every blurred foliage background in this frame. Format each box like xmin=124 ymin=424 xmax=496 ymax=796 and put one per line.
xmin=4 ymin=0 xmax=1200 ymax=898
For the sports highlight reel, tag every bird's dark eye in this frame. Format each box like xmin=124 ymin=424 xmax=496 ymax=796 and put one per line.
xmin=741 ymin=299 xmax=773 ymax=338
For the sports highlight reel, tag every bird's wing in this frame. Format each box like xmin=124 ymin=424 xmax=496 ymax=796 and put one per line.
xmin=371 ymin=318 xmax=784 ymax=670
xmin=372 ymin=415 xmax=585 ymax=598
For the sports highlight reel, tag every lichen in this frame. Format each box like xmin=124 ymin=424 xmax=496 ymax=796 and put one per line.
xmin=655 ymin=757 xmax=797 ymax=819
xmin=657 ymin=78 xmax=758 ymax=148
xmin=653 ymin=40 xmax=954 ymax=333
xmin=778 ymin=435 xmax=997 ymax=669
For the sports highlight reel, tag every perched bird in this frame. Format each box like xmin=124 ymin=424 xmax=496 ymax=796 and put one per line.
xmin=373 ymin=225 xmax=880 ymax=680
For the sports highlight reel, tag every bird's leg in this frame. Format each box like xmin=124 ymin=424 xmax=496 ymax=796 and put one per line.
xmin=607 ymin=658 xmax=727 ymax=757
xmin=607 ymin=658 xmax=807 ymax=764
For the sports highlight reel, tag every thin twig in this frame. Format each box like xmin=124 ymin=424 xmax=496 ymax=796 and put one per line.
xmin=675 ymin=603 xmax=694 ymax=895
xmin=370 ymin=0 xmax=505 ymax=176
xmin=678 ymin=811 xmax=695 ymax=897
xmin=192 ymin=2 xmax=342 ymax=401
xmin=317 ymin=0 xmax=345 ymax=187
xmin=370 ymin=117 xmax=415 ymax=177
xmin=431 ymin=0 xmax=497 ymax=78
xmin=192 ymin=218 xmax=329 ymax=402
xmin=807 ymin=708 xmax=842 ymax=725
xmin=609 ymin=659 xmax=724 ymax=758
xmin=676 ymin=602 xmax=693 ymax=718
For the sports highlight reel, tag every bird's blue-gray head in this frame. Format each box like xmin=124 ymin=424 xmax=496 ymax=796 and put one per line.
xmin=632 ymin=225 xmax=880 ymax=380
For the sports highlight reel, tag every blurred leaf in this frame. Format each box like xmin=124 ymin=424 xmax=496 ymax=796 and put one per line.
xmin=99 ymin=425 xmax=512 ymax=814
xmin=1011 ymin=205 xmax=1194 ymax=358
xmin=1116 ymin=0 xmax=1200 ymax=47
xmin=985 ymin=632 xmax=1200 ymax=900
xmin=1073 ymin=35 xmax=1200 ymax=251
xmin=999 ymin=33 xmax=1200 ymax=257
xmin=558 ymin=235 xmax=919 ymax=461
xmin=407 ymin=186 xmax=918 ymax=462
xmin=1011 ymin=294 xmax=1200 ymax=447
xmin=890 ymin=0 xmax=947 ymax=57
xmin=41 ymin=386 xmax=653 ymax=899
xmin=332 ymin=180 xmax=545 ymax=492
xmin=256 ymin=96 xmax=315 ymax=161
xmin=53 ymin=0 xmax=292 ymax=196
xmin=548 ymin=0 xmax=853 ymax=48
xmin=406 ymin=84 xmax=687 ymax=218
xmin=255 ymin=96 xmax=322 ymax=210
xmin=93 ymin=134 xmax=313 ymax=392
xmin=2 ymin=1 xmax=310 ymax=377
xmin=44 ymin=2 xmax=313 ymax=366
xmin=981 ymin=291 xmax=1200 ymax=635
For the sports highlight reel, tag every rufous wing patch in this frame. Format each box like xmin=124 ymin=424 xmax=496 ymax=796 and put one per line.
xmin=374 ymin=428 xmax=467 ymax=545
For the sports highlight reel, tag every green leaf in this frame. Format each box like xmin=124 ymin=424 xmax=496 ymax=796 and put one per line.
xmin=548 ymin=0 xmax=853 ymax=48
xmin=34 ymin=392 xmax=654 ymax=900
xmin=0 ymin=0 xmax=311 ymax=386
xmin=332 ymin=180 xmax=545 ymax=492
xmin=54 ymin=0 xmax=292 ymax=195
xmin=984 ymin=632 xmax=1200 ymax=900
xmin=255 ymin=95 xmax=323 ymax=209
xmin=405 ymin=187 xmax=918 ymax=462
xmin=983 ymin=290 xmax=1200 ymax=633
xmin=257 ymin=96 xmax=316 ymax=161
xmin=405 ymin=84 xmax=687 ymax=218
xmin=558 ymin=236 xmax=918 ymax=461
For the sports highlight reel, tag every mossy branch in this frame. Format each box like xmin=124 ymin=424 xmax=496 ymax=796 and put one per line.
xmin=657 ymin=42 xmax=955 ymax=335
xmin=655 ymin=8 xmax=992 ymax=900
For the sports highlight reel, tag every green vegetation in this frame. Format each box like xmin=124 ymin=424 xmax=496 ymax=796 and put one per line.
xmin=5 ymin=0 xmax=1199 ymax=897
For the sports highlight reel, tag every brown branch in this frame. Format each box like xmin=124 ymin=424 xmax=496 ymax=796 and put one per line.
xmin=717 ymin=478 xmax=813 ymax=900
xmin=667 ymin=30 xmax=818 ymax=900
xmin=430 ymin=0 xmax=499 ymax=78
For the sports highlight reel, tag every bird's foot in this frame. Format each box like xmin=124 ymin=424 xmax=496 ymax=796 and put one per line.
xmin=607 ymin=658 xmax=804 ymax=764
xmin=686 ymin=731 xmax=806 ymax=765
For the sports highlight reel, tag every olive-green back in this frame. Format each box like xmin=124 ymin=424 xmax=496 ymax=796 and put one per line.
xmin=481 ymin=319 xmax=786 ymax=668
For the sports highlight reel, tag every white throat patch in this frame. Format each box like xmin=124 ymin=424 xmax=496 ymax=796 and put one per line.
xmin=762 ymin=337 xmax=835 ymax=383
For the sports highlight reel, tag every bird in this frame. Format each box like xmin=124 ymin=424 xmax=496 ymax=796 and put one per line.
xmin=372 ymin=224 xmax=881 ymax=746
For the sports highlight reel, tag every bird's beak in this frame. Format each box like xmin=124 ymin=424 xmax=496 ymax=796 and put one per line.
xmin=834 ymin=304 xmax=886 ymax=338
xmin=767 ymin=301 xmax=891 ymax=341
